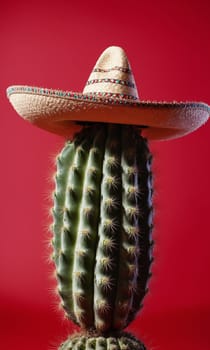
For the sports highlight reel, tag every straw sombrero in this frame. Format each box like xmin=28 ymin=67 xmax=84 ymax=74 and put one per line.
xmin=7 ymin=46 xmax=209 ymax=140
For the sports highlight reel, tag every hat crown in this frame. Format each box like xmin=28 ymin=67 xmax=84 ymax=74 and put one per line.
xmin=83 ymin=46 xmax=139 ymax=100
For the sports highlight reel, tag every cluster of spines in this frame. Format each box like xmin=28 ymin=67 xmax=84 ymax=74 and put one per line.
xmin=51 ymin=124 xmax=154 ymax=334
xmin=59 ymin=332 xmax=146 ymax=350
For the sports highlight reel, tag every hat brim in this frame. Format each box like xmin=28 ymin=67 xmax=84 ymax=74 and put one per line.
xmin=7 ymin=86 xmax=210 ymax=141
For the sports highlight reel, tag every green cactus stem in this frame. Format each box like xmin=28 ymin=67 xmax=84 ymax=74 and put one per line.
xmin=59 ymin=332 xmax=146 ymax=350
xmin=52 ymin=123 xmax=153 ymax=333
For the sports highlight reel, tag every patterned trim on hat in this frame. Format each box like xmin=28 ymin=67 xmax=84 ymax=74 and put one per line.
xmin=6 ymin=86 xmax=139 ymax=105
xmin=93 ymin=66 xmax=132 ymax=74
xmin=85 ymin=91 xmax=138 ymax=100
xmin=86 ymin=78 xmax=135 ymax=88
xmin=6 ymin=86 xmax=210 ymax=113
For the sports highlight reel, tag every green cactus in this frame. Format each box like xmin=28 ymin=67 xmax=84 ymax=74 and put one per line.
xmin=59 ymin=332 xmax=146 ymax=350
xmin=52 ymin=123 xmax=153 ymax=335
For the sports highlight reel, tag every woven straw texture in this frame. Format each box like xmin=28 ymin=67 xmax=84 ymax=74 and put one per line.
xmin=8 ymin=92 xmax=209 ymax=140
xmin=7 ymin=46 xmax=210 ymax=140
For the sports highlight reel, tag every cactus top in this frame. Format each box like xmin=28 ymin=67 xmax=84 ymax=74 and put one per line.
xmin=7 ymin=46 xmax=209 ymax=140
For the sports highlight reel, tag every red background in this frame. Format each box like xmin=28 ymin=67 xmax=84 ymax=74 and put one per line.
xmin=1 ymin=1 xmax=210 ymax=349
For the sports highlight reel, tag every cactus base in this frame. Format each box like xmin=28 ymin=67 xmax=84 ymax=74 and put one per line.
xmin=59 ymin=331 xmax=146 ymax=350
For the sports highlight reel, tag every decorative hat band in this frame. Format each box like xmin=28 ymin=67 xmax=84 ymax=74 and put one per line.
xmin=93 ymin=66 xmax=132 ymax=74
xmin=83 ymin=62 xmax=139 ymax=99
xmin=6 ymin=86 xmax=139 ymax=102
xmin=86 ymin=78 xmax=135 ymax=88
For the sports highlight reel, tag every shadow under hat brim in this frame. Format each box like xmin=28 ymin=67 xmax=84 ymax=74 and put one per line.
xmin=7 ymin=86 xmax=210 ymax=141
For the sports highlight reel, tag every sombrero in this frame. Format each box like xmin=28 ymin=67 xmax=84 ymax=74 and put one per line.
xmin=7 ymin=46 xmax=209 ymax=140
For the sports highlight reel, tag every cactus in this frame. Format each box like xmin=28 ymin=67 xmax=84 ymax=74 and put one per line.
xmin=51 ymin=123 xmax=153 ymax=339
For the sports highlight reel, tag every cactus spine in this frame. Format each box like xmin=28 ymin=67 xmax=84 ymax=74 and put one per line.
xmin=52 ymin=123 xmax=153 ymax=348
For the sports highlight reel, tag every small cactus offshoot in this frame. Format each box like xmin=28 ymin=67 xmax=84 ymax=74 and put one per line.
xmin=59 ymin=332 xmax=146 ymax=350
